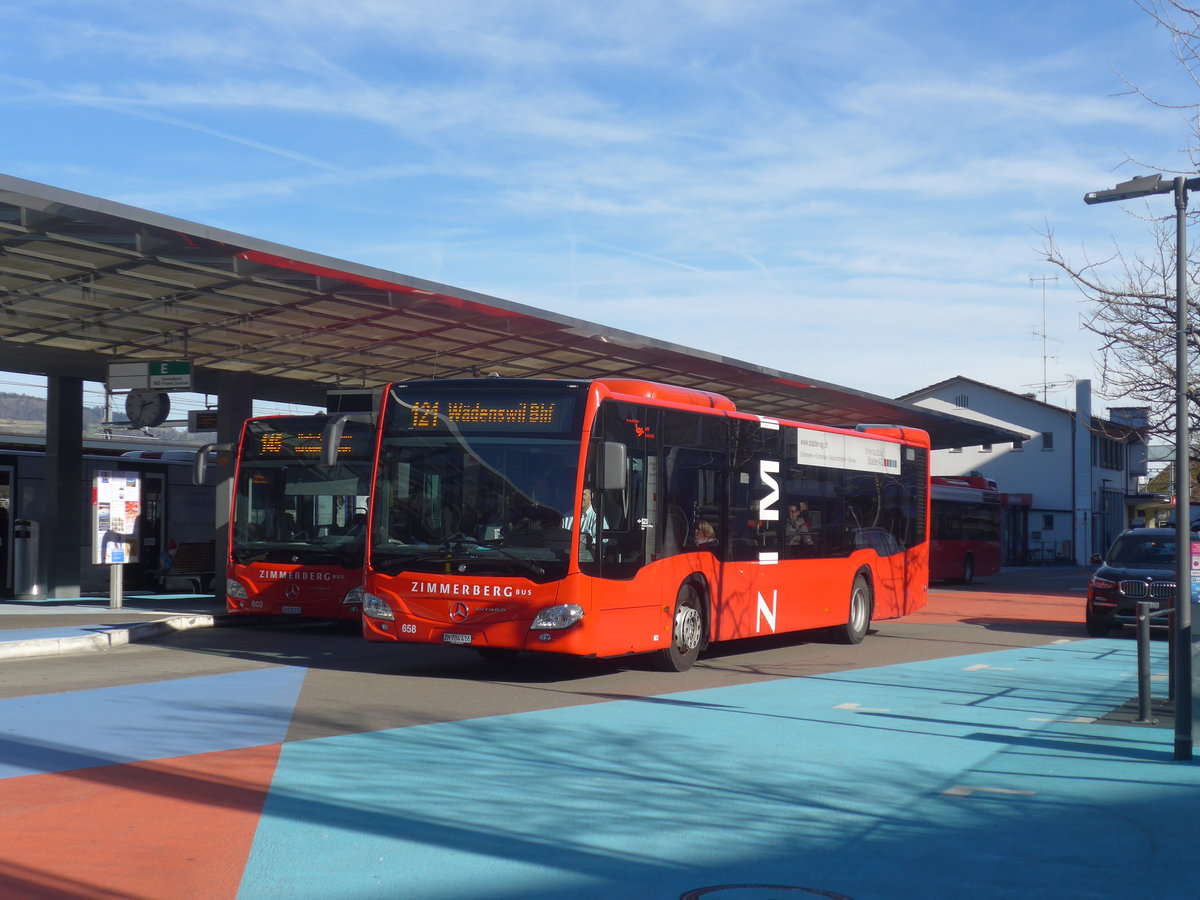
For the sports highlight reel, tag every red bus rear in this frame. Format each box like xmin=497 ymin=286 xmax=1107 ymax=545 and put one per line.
xmin=929 ymin=475 xmax=1001 ymax=583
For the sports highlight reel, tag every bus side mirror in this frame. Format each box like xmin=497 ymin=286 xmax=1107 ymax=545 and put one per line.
xmin=193 ymin=443 xmax=233 ymax=485
xmin=321 ymin=412 xmax=373 ymax=466
xmin=601 ymin=441 xmax=627 ymax=491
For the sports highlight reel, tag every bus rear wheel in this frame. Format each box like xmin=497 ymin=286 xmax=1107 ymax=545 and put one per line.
xmin=654 ymin=582 xmax=704 ymax=672
xmin=830 ymin=574 xmax=871 ymax=645
xmin=960 ymin=555 xmax=975 ymax=585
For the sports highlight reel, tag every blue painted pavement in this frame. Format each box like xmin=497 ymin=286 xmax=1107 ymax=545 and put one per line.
xmin=1 ymin=635 xmax=1192 ymax=899
xmin=237 ymin=639 xmax=1197 ymax=900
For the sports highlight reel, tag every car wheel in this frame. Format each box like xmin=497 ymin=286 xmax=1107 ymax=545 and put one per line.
xmin=1085 ymin=613 xmax=1111 ymax=637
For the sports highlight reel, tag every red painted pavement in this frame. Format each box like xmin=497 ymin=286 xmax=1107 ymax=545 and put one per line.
xmin=910 ymin=588 xmax=1081 ymax=626
xmin=0 ymin=744 xmax=281 ymax=900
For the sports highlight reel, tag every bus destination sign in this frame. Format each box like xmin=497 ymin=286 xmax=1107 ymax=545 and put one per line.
xmin=244 ymin=420 xmax=370 ymax=460
xmin=399 ymin=393 xmax=578 ymax=433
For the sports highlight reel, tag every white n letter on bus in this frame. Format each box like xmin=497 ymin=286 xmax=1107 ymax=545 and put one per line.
xmin=756 ymin=590 xmax=778 ymax=633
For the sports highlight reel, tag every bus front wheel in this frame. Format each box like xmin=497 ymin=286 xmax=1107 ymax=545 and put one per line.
xmin=655 ymin=582 xmax=704 ymax=672
xmin=830 ymin=575 xmax=872 ymax=645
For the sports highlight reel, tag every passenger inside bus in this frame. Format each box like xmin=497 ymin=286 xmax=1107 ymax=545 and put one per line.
xmin=786 ymin=502 xmax=814 ymax=548
xmin=692 ymin=519 xmax=718 ymax=550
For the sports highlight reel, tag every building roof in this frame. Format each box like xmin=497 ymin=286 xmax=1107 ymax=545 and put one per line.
xmin=901 ymin=374 xmax=1145 ymax=444
xmin=0 ymin=173 xmax=1023 ymax=450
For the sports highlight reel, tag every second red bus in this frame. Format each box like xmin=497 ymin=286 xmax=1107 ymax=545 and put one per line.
xmin=220 ymin=413 xmax=375 ymax=619
xmin=929 ymin=474 xmax=1002 ymax=583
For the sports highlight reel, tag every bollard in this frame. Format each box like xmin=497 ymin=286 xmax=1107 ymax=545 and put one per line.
xmin=1134 ymin=601 xmax=1158 ymax=725
xmin=1168 ymin=609 xmax=1176 ymax=703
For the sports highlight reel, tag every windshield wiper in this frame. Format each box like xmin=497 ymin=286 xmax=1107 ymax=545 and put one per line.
xmin=454 ymin=539 xmax=546 ymax=577
xmin=233 ymin=546 xmax=273 ymax=564
xmin=401 ymin=537 xmax=546 ymax=578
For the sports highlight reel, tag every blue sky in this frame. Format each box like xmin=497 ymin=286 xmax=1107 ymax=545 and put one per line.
xmin=0 ymin=0 xmax=1190 ymax=417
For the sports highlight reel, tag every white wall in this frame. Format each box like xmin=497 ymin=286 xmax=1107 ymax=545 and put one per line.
xmin=908 ymin=378 xmax=1107 ymax=564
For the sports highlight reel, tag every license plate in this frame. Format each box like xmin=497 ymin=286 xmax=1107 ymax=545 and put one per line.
xmin=442 ymin=632 xmax=473 ymax=645
xmin=281 ymin=606 xmax=303 ymax=615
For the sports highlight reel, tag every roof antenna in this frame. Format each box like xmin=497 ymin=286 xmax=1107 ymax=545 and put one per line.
xmin=1030 ymin=274 xmax=1059 ymax=402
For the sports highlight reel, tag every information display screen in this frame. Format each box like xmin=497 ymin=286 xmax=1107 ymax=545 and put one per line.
xmin=388 ymin=387 xmax=581 ymax=435
xmin=243 ymin=417 xmax=373 ymax=461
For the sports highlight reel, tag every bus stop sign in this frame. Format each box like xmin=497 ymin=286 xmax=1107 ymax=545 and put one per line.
xmin=108 ymin=360 xmax=193 ymax=391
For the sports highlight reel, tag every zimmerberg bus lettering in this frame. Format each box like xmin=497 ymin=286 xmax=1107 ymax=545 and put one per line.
xmin=756 ymin=590 xmax=778 ymax=633
xmin=258 ymin=571 xmax=344 ymax=582
xmin=409 ymin=581 xmax=530 ymax=598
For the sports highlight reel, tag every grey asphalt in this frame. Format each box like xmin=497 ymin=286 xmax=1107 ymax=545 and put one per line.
xmin=0 ymin=592 xmax=229 ymax=660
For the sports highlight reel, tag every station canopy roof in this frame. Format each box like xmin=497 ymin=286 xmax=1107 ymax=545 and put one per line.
xmin=0 ymin=173 xmax=1019 ymax=450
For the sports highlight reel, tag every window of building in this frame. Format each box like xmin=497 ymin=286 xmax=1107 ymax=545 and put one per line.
xmin=1091 ymin=434 xmax=1124 ymax=470
xmin=1042 ymin=431 xmax=1054 ymax=450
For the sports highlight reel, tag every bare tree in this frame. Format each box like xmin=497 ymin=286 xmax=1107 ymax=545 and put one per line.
xmin=1043 ymin=1 xmax=1200 ymax=472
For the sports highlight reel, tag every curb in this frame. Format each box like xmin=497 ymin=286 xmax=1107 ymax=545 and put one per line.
xmin=0 ymin=614 xmax=221 ymax=662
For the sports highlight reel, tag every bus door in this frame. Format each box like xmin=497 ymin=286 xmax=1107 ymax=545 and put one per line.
xmin=722 ymin=417 xmax=784 ymax=640
xmin=0 ymin=465 xmax=12 ymax=596
xmin=659 ymin=407 xmax=727 ymax=619
xmin=139 ymin=472 xmax=166 ymax=585
xmin=581 ymin=400 xmax=657 ymax=649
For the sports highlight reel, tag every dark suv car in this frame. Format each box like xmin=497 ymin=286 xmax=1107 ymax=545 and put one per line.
xmin=1086 ymin=528 xmax=1193 ymax=636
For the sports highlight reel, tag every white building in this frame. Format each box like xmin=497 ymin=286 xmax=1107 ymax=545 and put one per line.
xmin=899 ymin=377 xmax=1148 ymax=566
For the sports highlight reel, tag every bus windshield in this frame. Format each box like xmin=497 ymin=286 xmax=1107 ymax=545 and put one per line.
xmin=370 ymin=383 xmax=586 ymax=581
xmin=233 ymin=416 xmax=373 ymax=567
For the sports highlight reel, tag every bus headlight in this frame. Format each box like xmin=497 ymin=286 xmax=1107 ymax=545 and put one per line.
xmin=362 ymin=591 xmax=394 ymax=620
xmin=342 ymin=586 xmax=364 ymax=607
xmin=530 ymin=603 xmax=584 ymax=630
xmin=225 ymin=579 xmax=248 ymax=600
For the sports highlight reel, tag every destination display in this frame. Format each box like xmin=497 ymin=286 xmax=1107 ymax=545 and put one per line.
xmin=393 ymin=390 xmax=579 ymax=434
xmin=243 ymin=419 xmax=372 ymax=460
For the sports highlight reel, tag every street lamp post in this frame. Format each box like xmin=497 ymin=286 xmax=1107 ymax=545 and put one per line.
xmin=1085 ymin=173 xmax=1198 ymax=761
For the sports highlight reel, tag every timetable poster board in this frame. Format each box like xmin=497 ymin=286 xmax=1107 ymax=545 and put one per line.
xmin=93 ymin=470 xmax=141 ymax=565
xmin=1192 ymin=542 xmax=1200 ymax=604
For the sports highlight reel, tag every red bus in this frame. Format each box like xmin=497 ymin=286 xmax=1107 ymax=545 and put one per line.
xmin=355 ymin=378 xmax=930 ymax=670
xmin=216 ymin=414 xmax=375 ymax=618
xmin=929 ymin=475 xmax=1001 ymax=584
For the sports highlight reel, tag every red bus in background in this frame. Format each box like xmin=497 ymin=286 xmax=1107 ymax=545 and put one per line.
xmin=929 ymin=474 xmax=1002 ymax=584
xmin=216 ymin=414 xmax=375 ymax=619
xmin=354 ymin=377 xmax=930 ymax=670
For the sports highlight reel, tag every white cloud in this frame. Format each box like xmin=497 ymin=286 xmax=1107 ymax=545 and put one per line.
xmin=0 ymin=0 xmax=1183 ymax=417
